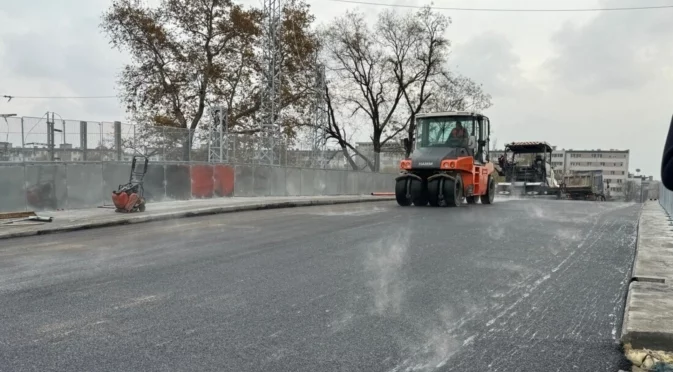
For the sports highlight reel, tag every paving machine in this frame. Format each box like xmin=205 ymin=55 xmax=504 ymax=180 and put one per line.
xmin=495 ymin=141 xmax=560 ymax=198
xmin=395 ymin=111 xmax=496 ymax=207
xmin=111 ymin=156 xmax=148 ymax=213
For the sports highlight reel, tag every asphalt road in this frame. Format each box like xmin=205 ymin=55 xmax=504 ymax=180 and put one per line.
xmin=0 ymin=198 xmax=640 ymax=372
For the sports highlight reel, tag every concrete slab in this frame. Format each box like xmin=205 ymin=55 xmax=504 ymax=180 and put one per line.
xmin=622 ymin=281 xmax=673 ymax=350
xmin=285 ymin=168 xmax=301 ymax=196
xmin=0 ymin=165 xmax=28 ymax=213
xmin=622 ymin=200 xmax=673 ymax=355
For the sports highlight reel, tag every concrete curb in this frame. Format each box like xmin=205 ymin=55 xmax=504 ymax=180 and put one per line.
xmin=620 ymin=203 xmax=645 ymax=342
xmin=0 ymin=197 xmax=395 ymax=241
xmin=621 ymin=201 xmax=673 ymax=371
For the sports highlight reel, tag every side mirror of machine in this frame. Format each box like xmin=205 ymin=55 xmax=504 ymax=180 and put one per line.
xmin=468 ymin=136 xmax=477 ymax=149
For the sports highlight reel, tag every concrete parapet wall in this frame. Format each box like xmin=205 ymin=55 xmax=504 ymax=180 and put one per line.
xmin=0 ymin=162 xmax=395 ymax=212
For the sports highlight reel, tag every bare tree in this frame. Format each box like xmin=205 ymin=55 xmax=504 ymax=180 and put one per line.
xmin=323 ymin=83 xmax=375 ymax=170
xmin=378 ymin=7 xmax=452 ymax=158
xmin=322 ymin=11 xmax=407 ymax=171
xmin=321 ymin=7 xmax=493 ymax=164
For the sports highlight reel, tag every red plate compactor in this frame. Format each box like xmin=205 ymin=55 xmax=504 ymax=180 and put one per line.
xmin=111 ymin=156 xmax=149 ymax=213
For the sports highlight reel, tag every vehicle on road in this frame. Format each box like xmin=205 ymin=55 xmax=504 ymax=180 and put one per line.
xmin=395 ymin=111 xmax=496 ymax=207
xmin=559 ymin=169 xmax=606 ymax=201
xmin=495 ymin=141 xmax=561 ymax=198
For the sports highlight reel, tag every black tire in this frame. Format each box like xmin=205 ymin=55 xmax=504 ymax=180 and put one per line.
xmin=480 ymin=176 xmax=495 ymax=205
xmin=395 ymin=179 xmax=412 ymax=206
xmin=427 ymin=179 xmax=440 ymax=207
xmin=411 ymin=180 xmax=428 ymax=207
xmin=466 ymin=196 xmax=477 ymax=204
xmin=443 ymin=176 xmax=463 ymax=207
xmin=410 ymin=179 xmax=428 ymax=206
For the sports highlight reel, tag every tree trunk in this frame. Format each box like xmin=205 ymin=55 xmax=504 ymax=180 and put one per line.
xmin=372 ymin=132 xmax=382 ymax=172
xmin=405 ymin=113 xmax=415 ymax=158
xmin=339 ymin=144 xmax=360 ymax=170
xmin=181 ymin=129 xmax=195 ymax=161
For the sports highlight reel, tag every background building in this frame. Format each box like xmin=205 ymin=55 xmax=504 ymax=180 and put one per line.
xmin=555 ymin=149 xmax=629 ymax=196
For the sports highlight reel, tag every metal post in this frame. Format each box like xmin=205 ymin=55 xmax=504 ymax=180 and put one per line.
xmin=219 ymin=120 xmax=223 ymax=162
xmin=99 ymin=123 xmax=103 ymax=159
xmin=188 ymin=128 xmax=192 ymax=162
xmin=232 ymin=135 xmax=236 ymax=164
xmin=114 ymin=121 xmax=122 ymax=161
xmin=162 ymin=127 xmax=166 ymax=161
xmin=47 ymin=112 xmax=55 ymax=161
xmin=259 ymin=0 xmax=283 ymax=166
xmin=80 ymin=121 xmax=88 ymax=161
xmin=208 ymin=106 xmax=228 ymax=163
xmin=20 ymin=117 xmax=25 ymax=162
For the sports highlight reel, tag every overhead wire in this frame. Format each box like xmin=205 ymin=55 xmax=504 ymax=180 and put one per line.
xmin=324 ymin=0 xmax=673 ymax=12
xmin=3 ymin=95 xmax=117 ymax=100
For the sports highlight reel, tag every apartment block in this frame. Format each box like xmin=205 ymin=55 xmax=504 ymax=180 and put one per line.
xmin=553 ymin=149 xmax=629 ymax=196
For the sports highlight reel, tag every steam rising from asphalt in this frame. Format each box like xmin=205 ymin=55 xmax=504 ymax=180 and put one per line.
xmin=410 ymin=308 xmax=461 ymax=371
xmin=363 ymin=228 xmax=465 ymax=371
xmin=364 ymin=228 xmax=410 ymax=316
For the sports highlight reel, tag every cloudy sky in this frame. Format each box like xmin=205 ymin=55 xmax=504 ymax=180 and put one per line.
xmin=0 ymin=0 xmax=671 ymax=177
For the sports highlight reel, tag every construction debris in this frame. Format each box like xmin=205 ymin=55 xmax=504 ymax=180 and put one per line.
xmin=624 ymin=343 xmax=673 ymax=371
xmin=1 ymin=215 xmax=53 ymax=225
xmin=0 ymin=211 xmax=37 ymax=220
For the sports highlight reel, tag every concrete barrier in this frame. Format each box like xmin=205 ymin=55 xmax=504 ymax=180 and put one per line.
xmin=65 ymin=163 xmax=104 ymax=209
xmin=0 ymin=165 xmax=27 ymax=212
xmin=621 ymin=201 xmax=673 ymax=369
xmin=0 ymin=161 xmax=395 ymax=212
xmin=285 ymin=167 xmax=302 ymax=196
xmin=234 ymin=165 xmax=254 ymax=197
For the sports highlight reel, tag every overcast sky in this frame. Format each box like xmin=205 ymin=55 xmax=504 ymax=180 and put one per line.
xmin=0 ymin=0 xmax=671 ymax=177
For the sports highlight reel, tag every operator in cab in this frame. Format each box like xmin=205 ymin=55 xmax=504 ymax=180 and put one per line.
xmin=450 ymin=122 xmax=467 ymax=139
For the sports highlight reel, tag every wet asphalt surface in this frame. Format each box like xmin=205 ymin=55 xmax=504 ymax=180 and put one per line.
xmin=0 ymin=198 xmax=640 ymax=372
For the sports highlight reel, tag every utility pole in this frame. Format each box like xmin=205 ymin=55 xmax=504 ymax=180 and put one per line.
xmin=258 ymin=0 xmax=283 ymax=166
xmin=208 ymin=106 xmax=228 ymax=163
xmin=46 ymin=112 xmax=62 ymax=161
xmin=310 ymin=63 xmax=327 ymax=168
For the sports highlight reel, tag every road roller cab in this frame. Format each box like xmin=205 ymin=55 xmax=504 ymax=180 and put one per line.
xmin=395 ymin=111 xmax=496 ymax=207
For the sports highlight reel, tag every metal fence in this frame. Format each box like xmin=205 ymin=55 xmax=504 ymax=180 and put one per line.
xmin=0 ymin=161 xmax=395 ymax=212
xmin=0 ymin=116 xmax=402 ymax=171
xmin=660 ymin=182 xmax=672 ymax=216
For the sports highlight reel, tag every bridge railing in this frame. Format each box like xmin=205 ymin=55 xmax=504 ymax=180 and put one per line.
xmin=660 ymin=183 xmax=673 ymax=216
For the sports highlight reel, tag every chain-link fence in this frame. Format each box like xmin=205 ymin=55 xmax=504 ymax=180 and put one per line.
xmin=0 ymin=116 xmax=404 ymax=171
xmin=0 ymin=116 xmax=403 ymax=212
